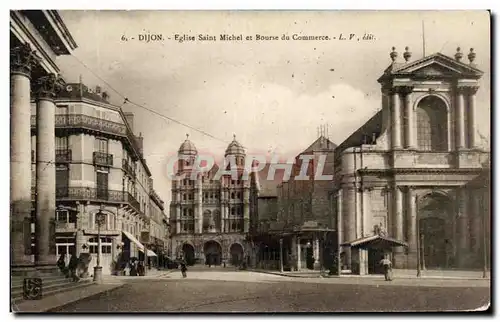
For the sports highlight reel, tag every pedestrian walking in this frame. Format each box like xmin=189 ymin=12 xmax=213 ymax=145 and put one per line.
xmin=180 ymin=259 xmax=187 ymax=278
xmin=380 ymin=256 xmax=393 ymax=281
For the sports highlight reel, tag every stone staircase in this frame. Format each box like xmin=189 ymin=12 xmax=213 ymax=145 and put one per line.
xmin=11 ymin=271 xmax=94 ymax=303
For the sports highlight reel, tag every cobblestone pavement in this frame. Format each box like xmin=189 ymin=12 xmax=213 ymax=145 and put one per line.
xmin=50 ymin=271 xmax=490 ymax=312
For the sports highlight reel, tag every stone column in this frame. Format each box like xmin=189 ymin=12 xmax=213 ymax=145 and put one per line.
xmin=402 ymin=86 xmax=415 ymax=149
xmin=313 ymin=237 xmax=320 ymax=269
xmin=75 ymin=202 xmax=86 ymax=257
xmin=456 ymin=87 xmax=466 ymax=150
xmin=467 ymin=86 xmax=479 ymax=149
xmin=393 ymin=185 xmax=404 ymax=267
xmin=457 ymin=188 xmax=470 ymax=267
xmin=10 ymin=44 xmax=39 ymax=269
xmin=296 ymin=237 xmax=301 ymax=270
xmin=406 ymin=187 xmax=417 ymax=268
xmin=35 ymin=74 xmax=63 ymax=267
xmin=391 ymin=87 xmax=402 ymax=149
xmin=175 ymin=205 xmax=181 ymax=234
xmin=343 ymin=187 xmax=356 ymax=269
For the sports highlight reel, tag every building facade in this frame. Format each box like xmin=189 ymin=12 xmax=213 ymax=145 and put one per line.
xmin=10 ymin=10 xmax=77 ymax=274
xmin=29 ymin=82 xmax=166 ymax=275
xmin=169 ymin=136 xmax=259 ymax=266
xmin=253 ymin=136 xmax=337 ymax=271
xmin=333 ymin=47 xmax=490 ymax=273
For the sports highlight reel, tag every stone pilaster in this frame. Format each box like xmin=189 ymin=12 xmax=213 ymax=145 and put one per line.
xmin=75 ymin=202 xmax=86 ymax=257
xmin=400 ymin=86 xmax=415 ymax=149
xmin=35 ymin=73 xmax=64 ymax=267
xmin=391 ymin=87 xmax=402 ymax=149
xmin=406 ymin=187 xmax=418 ymax=268
xmin=457 ymin=188 xmax=470 ymax=267
xmin=466 ymin=86 xmax=479 ymax=149
xmin=470 ymin=190 xmax=481 ymax=255
xmin=456 ymin=87 xmax=466 ymax=150
xmin=313 ymin=237 xmax=320 ymax=269
xmin=392 ymin=185 xmax=404 ymax=268
xmin=10 ymin=43 xmax=40 ymax=269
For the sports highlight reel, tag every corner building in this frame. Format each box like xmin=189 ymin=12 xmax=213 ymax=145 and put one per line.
xmin=30 ymin=82 xmax=165 ymax=275
xmin=333 ymin=47 xmax=490 ymax=273
xmin=170 ymin=136 xmax=259 ymax=266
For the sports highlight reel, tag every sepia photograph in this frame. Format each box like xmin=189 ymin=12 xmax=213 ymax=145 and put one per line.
xmin=9 ymin=9 xmax=491 ymax=313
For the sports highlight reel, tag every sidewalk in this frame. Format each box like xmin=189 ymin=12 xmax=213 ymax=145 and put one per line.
xmin=249 ymin=268 xmax=491 ymax=280
xmin=11 ymin=282 xmax=124 ymax=313
xmin=103 ymin=268 xmax=174 ymax=281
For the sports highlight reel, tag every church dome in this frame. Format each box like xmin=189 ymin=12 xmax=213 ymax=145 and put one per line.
xmin=178 ymin=134 xmax=197 ymax=155
xmin=225 ymin=135 xmax=245 ymax=156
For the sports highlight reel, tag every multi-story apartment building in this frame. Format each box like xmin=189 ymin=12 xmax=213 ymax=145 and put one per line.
xmin=29 ymin=82 xmax=164 ymax=275
xmin=149 ymin=184 xmax=170 ymax=264
xmin=169 ymin=135 xmax=259 ymax=266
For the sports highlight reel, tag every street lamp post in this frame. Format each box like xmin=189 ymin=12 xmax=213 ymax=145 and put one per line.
xmin=416 ymin=195 xmax=421 ymax=277
xmin=93 ymin=205 xmax=106 ymax=284
xmin=279 ymin=238 xmax=284 ymax=273
xmin=482 ymin=193 xmax=488 ymax=279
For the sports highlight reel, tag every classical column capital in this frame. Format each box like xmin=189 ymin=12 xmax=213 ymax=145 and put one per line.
xmin=33 ymin=73 xmax=65 ymax=101
xmin=393 ymin=85 xmax=414 ymax=96
xmin=456 ymin=85 xmax=479 ymax=95
xmin=10 ymin=43 xmax=41 ymax=77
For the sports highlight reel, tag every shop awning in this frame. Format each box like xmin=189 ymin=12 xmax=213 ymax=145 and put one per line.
xmin=122 ymin=231 xmax=158 ymax=257
xmin=341 ymin=235 xmax=408 ymax=250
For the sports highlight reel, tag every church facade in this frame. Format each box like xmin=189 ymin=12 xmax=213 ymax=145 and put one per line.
xmin=333 ymin=47 xmax=490 ymax=273
xmin=169 ymin=136 xmax=259 ymax=266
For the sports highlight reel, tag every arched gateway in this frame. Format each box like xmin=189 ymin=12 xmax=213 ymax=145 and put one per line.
xmin=230 ymin=243 xmax=244 ymax=266
xmin=204 ymin=240 xmax=222 ymax=266
xmin=182 ymin=243 xmax=196 ymax=266
xmin=418 ymin=192 xmax=455 ymax=269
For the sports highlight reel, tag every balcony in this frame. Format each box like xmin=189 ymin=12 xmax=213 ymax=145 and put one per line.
xmin=55 ymin=149 xmax=72 ymax=163
xmin=55 ymin=222 xmax=77 ymax=232
xmin=31 ymin=114 xmax=128 ymax=136
xmin=93 ymin=152 xmax=113 ymax=167
xmin=124 ymin=192 xmax=141 ymax=213
xmin=122 ymin=159 xmax=136 ymax=178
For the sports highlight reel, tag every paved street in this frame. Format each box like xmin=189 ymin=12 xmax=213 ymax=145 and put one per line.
xmin=50 ymin=271 xmax=490 ymax=312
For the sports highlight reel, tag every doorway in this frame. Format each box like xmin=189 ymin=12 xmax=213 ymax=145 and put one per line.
xmin=182 ymin=243 xmax=196 ymax=266
xmin=204 ymin=240 xmax=222 ymax=266
xmin=368 ymin=248 xmax=385 ymax=274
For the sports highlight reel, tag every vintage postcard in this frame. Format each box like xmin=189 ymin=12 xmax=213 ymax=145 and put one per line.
xmin=10 ymin=10 xmax=490 ymax=313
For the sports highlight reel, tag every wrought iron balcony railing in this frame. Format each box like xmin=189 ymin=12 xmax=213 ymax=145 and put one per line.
xmin=122 ymin=159 xmax=136 ymax=178
xmin=30 ymin=114 xmax=142 ymax=160
xmin=31 ymin=186 xmax=146 ymax=217
xmin=55 ymin=149 xmax=72 ymax=163
xmin=93 ymin=152 xmax=113 ymax=167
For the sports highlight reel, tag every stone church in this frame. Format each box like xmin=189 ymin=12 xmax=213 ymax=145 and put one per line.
xmin=333 ymin=47 xmax=490 ymax=273
xmin=169 ymin=135 xmax=260 ymax=266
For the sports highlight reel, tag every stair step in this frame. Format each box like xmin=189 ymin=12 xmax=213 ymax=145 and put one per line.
xmin=11 ymin=276 xmax=72 ymax=289
xmin=11 ymin=280 xmax=94 ymax=302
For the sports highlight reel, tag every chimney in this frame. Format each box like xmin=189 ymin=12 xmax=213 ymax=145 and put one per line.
xmin=96 ymin=86 xmax=101 ymax=94
xmin=136 ymin=134 xmax=144 ymax=156
xmin=124 ymin=112 xmax=134 ymax=132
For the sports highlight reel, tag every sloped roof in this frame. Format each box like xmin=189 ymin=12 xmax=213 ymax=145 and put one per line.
xmin=341 ymin=234 xmax=408 ymax=249
xmin=335 ymin=110 xmax=383 ymax=154
xmin=302 ymin=135 xmax=337 ymax=153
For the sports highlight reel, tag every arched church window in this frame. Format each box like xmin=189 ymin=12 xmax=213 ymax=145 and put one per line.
xmin=416 ymin=96 xmax=448 ymax=151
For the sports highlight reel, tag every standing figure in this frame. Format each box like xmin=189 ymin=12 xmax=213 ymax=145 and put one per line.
xmin=380 ymin=255 xmax=393 ymax=281
xmin=180 ymin=259 xmax=187 ymax=278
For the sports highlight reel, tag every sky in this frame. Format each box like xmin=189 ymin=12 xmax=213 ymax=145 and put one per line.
xmin=55 ymin=10 xmax=491 ymax=211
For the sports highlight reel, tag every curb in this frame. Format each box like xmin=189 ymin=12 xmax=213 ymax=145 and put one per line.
xmin=249 ymin=270 xmax=490 ymax=281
